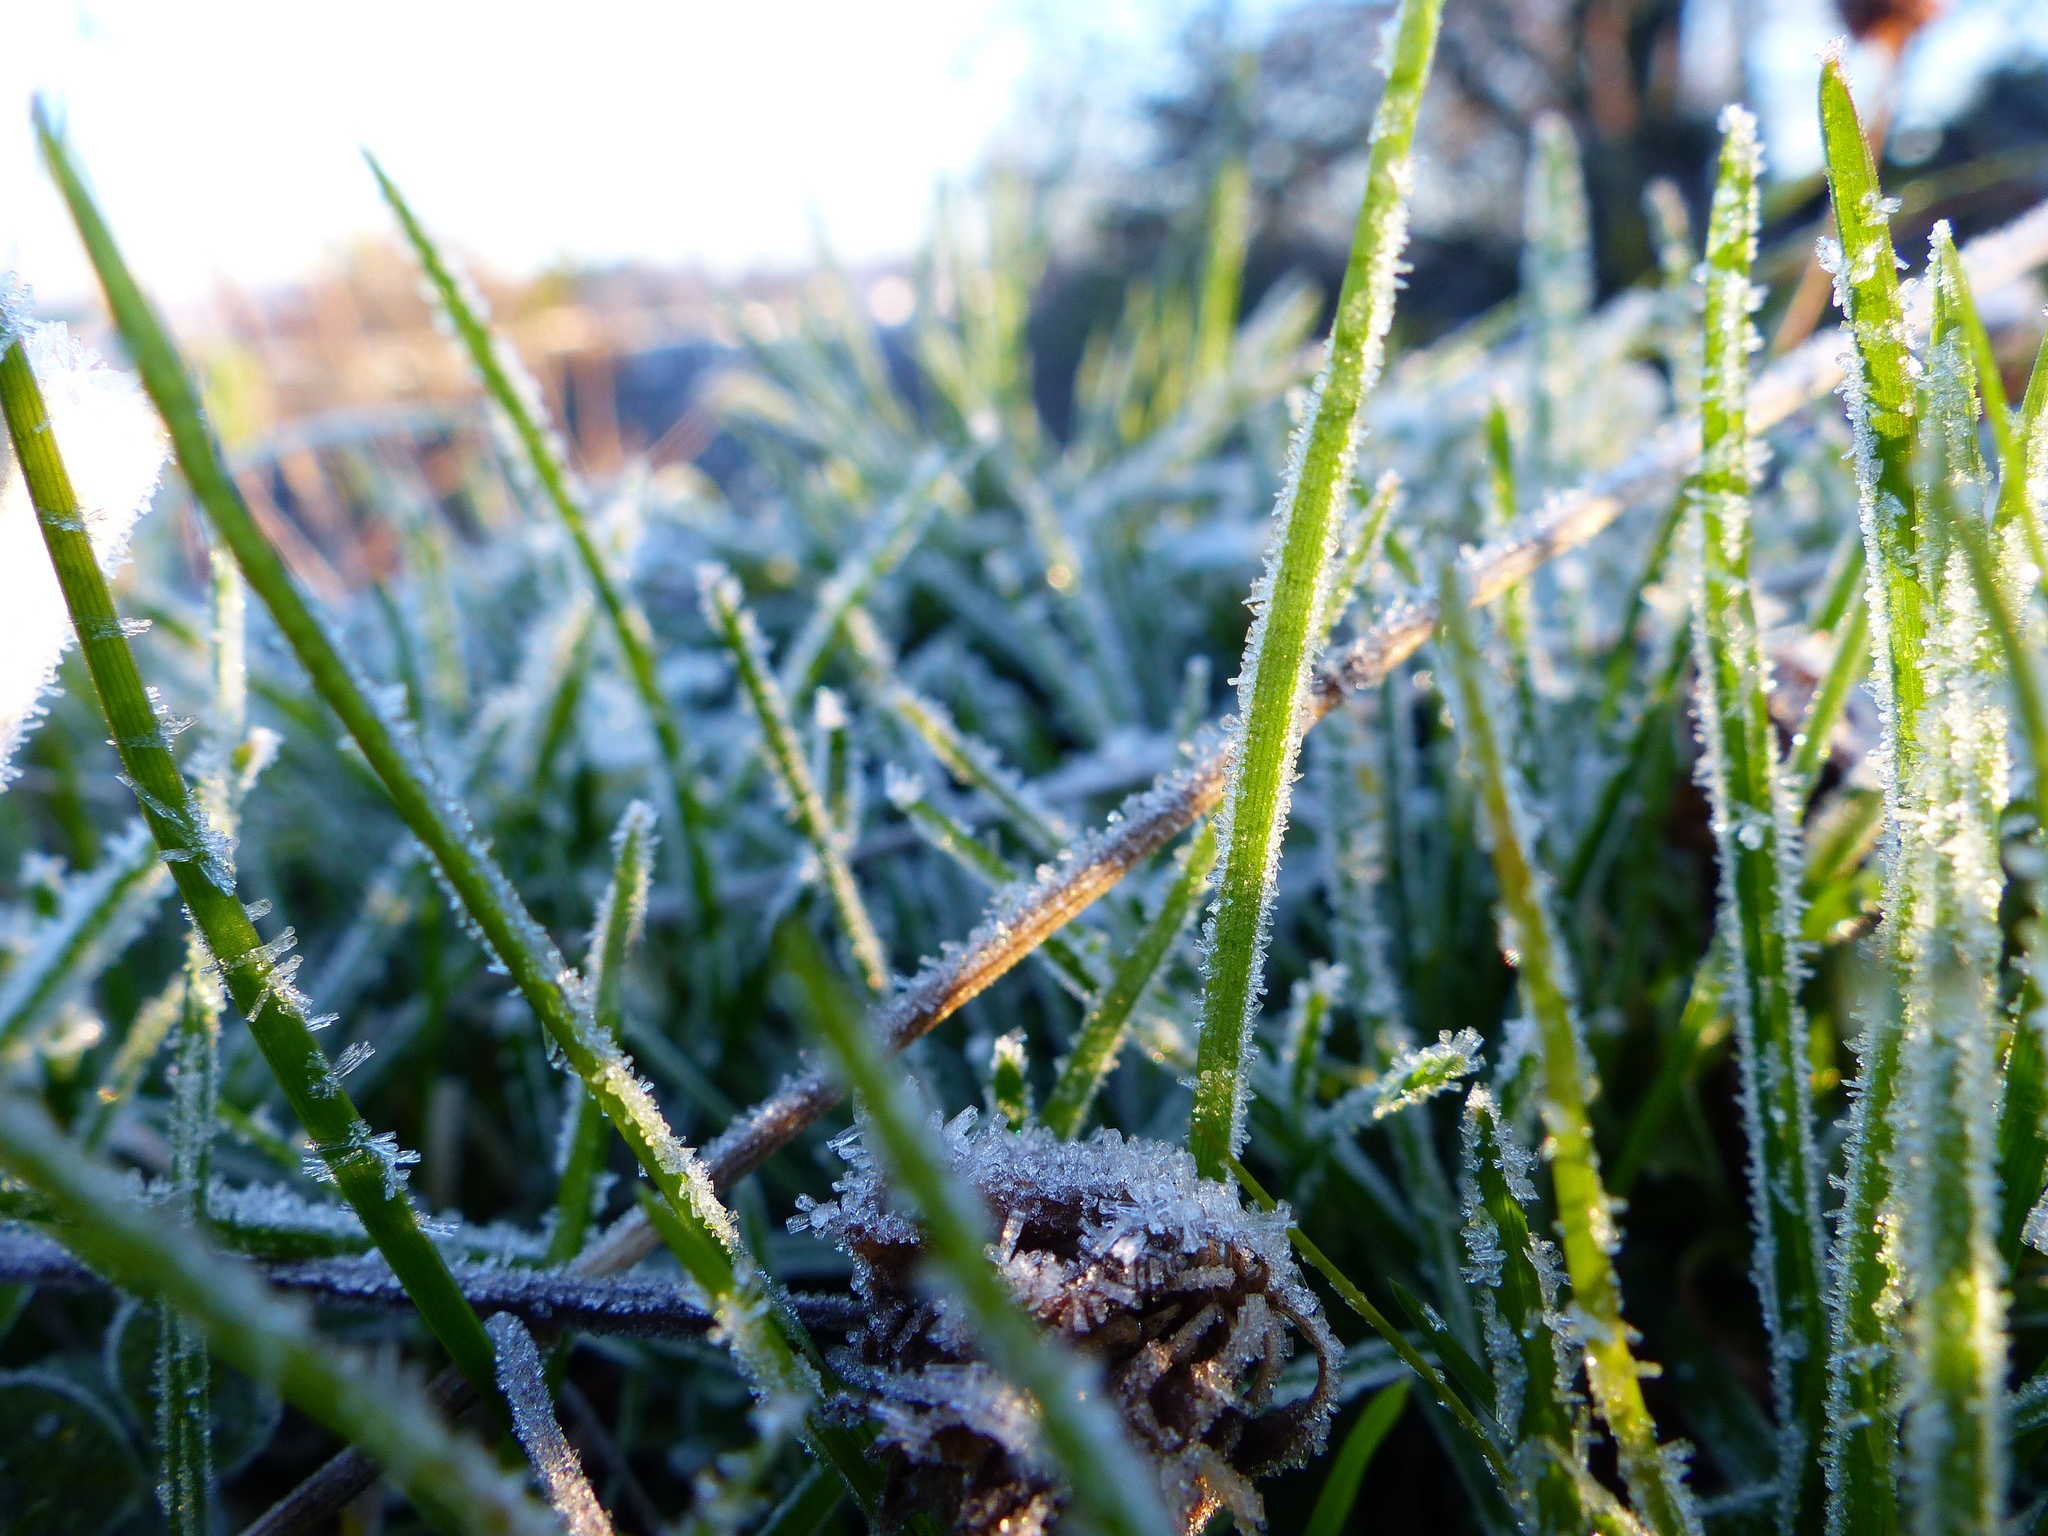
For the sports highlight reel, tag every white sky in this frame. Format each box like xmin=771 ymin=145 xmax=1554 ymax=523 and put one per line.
xmin=3 ymin=0 xmax=2044 ymax=316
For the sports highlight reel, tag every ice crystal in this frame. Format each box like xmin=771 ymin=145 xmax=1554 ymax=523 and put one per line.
xmin=1372 ymin=1029 xmax=1484 ymax=1120
xmin=792 ymin=1115 xmax=1338 ymax=1534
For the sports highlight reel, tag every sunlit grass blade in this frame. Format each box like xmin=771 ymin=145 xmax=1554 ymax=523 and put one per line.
xmin=0 ymin=1089 xmax=559 ymax=1536
xmin=780 ymin=926 xmax=1177 ymax=1536
xmin=701 ymin=564 xmax=890 ymax=992
xmin=1435 ymin=558 xmax=1695 ymax=1536
xmin=1817 ymin=54 xmax=1932 ymax=1531
xmin=1042 ymin=819 xmax=1218 ymax=1138
xmin=1193 ymin=154 xmax=1252 ymax=389
xmin=1189 ymin=0 xmax=1444 ymax=1180
xmin=1686 ymin=107 xmax=1829 ymax=1536
xmin=0 ymin=303 xmax=503 ymax=1411
xmin=368 ymin=156 xmax=717 ymax=922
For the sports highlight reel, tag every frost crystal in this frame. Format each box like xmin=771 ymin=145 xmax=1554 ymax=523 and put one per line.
xmin=0 ymin=279 xmax=169 ymax=788
xmin=1372 ymin=1028 xmax=1484 ymax=1120
xmin=793 ymin=1115 xmax=1337 ymax=1535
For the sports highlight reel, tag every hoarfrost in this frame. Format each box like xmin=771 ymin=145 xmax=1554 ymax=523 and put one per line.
xmin=1372 ymin=1028 xmax=1483 ymax=1120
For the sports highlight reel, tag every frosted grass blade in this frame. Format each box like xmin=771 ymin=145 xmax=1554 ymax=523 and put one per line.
xmin=39 ymin=119 xmax=867 ymax=1502
xmin=368 ymin=157 xmax=717 ymax=922
xmin=701 ymin=564 xmax=890 ymax=992
xmin=1523 ymin=113 xmax=1594 ymax=485
xmin=1042 ymin=819 xmax=1218 ymax=1138
xmin=1189 ymin=0 xmax=1443 ymax=1179
xmin=1436 ymin=560 xmax=1695 ymax=1536
xmin=873 ymin=675 xmax=1072 ymax=856
xmin=0 ymin=1090 xmax=559 ymax=1536
xmin=781 ymin=927 xmax=1177 ymax=1536
xmin=1686 ymin=108 xmax=1829 ymax=1536
xmin=0 ymin=817 xmax=166 ymax=1052
xmin=1459 ymin=1087 xmax=1585 ymax=1533
xmin=1816 ymin=57 xmax=1939 ymax=1532
xmin=157 ymin=936 xmax=222 ymax=1536
xmin=487 ymin=1314 xmax=615 ymax=1536
xmin=549 ymin=802 xmax=657 ymax=1266
xmin=0 ymin=304 xmax=503 ymax=1411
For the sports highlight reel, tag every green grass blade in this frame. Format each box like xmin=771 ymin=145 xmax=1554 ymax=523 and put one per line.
xmin=1303 ymin=1379 xmax=1409 ymax=1536
xmin=37 ymin=118 xmax=861 ymax=1494
xmin=0 ymin=1090 xmax=558 ymax=1536
xmin=1817 ymin=56 xmax=1929 ymax=1532
xmin=1687 ymin=106 xmax=1829 ymax=1536
xmin=1789 ymin=588 xmax=1871 ymax=802
xmin=367 ymin=156 xmax=717 ymax=922
xmin=1226 ymin=1152 xmax=1513 ymax=1486
xmin=1042 ymin=819 xmax=1218 ymax=1138
xmin=157 ymin=935 xmax=222 ymax=1536
xmin=1317 ymin=470 xmax=1402 ymax=653
xmin=872 ymin=675 xmax=1072 ymax=856
xmin=1458 ymin=1087 xmax=1586 ymax=1532
xmin=781 ymin=927 xmax=1177 ymax=1536
xmin=1435 ymin=558 xmax=1695 ymax=1536
xmin=1193 ymin=155 xmax=1252 ymax=388
xmin=548 ymin=802 xmax=657 ymax=1266
xmin=1523 ymin=112 xmax=1594 ymax=485
xmin=0 ymin=313 xmax=503 ymax=1412
xmin=1189 ymin=0 xmax=1443 ymax=1179
xmin=701 ymin=564 xmax=890 ymax=992
xmin=1820 ymin=48 xmax=1928 ymax=792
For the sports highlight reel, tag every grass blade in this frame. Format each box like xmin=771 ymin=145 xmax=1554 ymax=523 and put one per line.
xmin=1189 ymin=0 xmax=1444 ymax=1179
xmin=780 ymin=926 xmax=1177 ymax=1536
xmin=548 ymin=802 xmax=657 ymax=1266
xmin=1042 ymin=819 xmax=1218 ymax=1138
xmin=1816 ymin=56 xmax=1936 ymax=1533
xmin=368 ymin=157 xmax=717 ymax=922
xmin=1686 ymin=107 xmax=1829 ymax=1536
xmin=0 ymin=299 xmax=503 ymax=1411
xmin=1303 ymin=1379 xmax=1409 ymax=1536
xmin=1458 ymin=1086 xmax=1586 ymax=1532
xmin=1435 ymin=558 xmax=1695 ymax=1536
xmin=701 ymin=564 xmax=890 ymax=992
xmin=0 ymin=1090 xmax=557 ymax=1536
xmin=487 ymin=1314 xmax=615 ymax=1536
